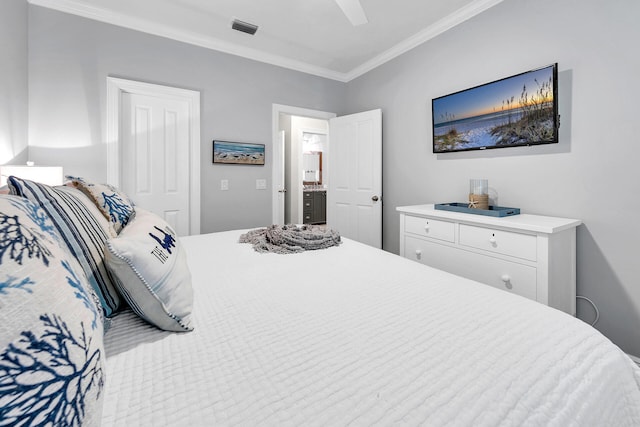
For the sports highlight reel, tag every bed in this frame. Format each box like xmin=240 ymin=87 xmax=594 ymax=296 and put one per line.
xmin=101 ymin=230 xmax=640 ymax=426
xmin=2 ymin=178 xmax=640 ymax=427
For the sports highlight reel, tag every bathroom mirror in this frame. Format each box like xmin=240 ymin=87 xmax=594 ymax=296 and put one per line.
xmin=302 ymin=151 xmax=322 ymax=185
xmin=302 ymin=131 xmax=326 ymax=186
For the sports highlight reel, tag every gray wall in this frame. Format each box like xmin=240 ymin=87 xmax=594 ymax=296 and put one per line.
xmin=346 ymin=0 xmax=640 ymax=356
xmin=0 ymin=0 xmax=28 ymax=165
xmin=26 ymin=6 xmax=346 ymax=232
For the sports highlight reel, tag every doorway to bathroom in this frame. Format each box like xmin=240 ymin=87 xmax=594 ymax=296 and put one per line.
xmin=281 ymin=115 xmax=328 ymax=225
xmin=272 ymin=104 xmax=383 ymax=248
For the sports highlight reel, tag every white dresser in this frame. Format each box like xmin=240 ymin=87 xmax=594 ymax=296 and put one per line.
xmin=397 ymin=204 xmax=581 ymax=315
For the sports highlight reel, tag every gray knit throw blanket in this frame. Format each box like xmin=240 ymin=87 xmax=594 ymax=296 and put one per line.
xmin=239 ymin=224 xmax=341 ymax=254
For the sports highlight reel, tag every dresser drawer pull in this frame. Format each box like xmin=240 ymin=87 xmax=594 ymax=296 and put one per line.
xmin=415 ymin=249 xmax=422 ymax=259
xmin=489 ymin=235 xmax=497 ymax=245
xmin=501 ymin=274 xmax=513 ymax=289
xmin=424 ymin=223 xmax=430 ymax=232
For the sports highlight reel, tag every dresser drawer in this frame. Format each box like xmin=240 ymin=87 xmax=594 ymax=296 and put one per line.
xmin=404 ymin=215 xmax=455 ymax=243
xmin=404 ymin=235 xmax=537 ymax=301
xmin=467 ymin=253 xmax=537 ymax=300
xmin=459 ymin=224 xmax=536 ymax=261
xmin=404 ymin=235 xmax=458 ymax=270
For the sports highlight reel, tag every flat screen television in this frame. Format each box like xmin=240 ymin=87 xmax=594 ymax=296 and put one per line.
xmin=432 ymin=63 xmax=558 ymax=153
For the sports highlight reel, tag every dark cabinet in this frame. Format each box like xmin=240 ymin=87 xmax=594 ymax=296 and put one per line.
xmin=303 ymin=191 xmax=326 ymax=224
xmin=317 ymin=191 xmax=326 ymax=223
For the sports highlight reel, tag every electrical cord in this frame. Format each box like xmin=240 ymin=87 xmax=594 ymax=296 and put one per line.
xmin=576 ymin=295 xmax=599 ymax=326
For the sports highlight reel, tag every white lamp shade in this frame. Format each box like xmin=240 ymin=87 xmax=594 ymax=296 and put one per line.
xmin=0 ymin=165 xmax=64 ymax=187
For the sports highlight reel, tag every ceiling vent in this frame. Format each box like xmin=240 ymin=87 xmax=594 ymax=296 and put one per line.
xmin=232 ymin=19 xmax=258 ymax=35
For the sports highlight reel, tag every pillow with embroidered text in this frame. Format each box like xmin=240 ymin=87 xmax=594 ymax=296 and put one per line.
xmin=0 ymin=195 xmax=105 ymax=426
xmin=104 ymin=208 xmax=194 ymax=332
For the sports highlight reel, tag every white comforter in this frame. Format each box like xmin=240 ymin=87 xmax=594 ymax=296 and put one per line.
xmin=102 ymin=230 xmax=640 ymax=426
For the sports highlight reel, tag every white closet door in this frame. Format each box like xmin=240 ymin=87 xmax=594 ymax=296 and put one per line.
xmin=121 ymin=92 xmax=191 ymax=236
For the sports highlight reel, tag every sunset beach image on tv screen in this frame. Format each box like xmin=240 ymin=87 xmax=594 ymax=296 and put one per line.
xmin=432 ymin=64 xmax=558 ymax=153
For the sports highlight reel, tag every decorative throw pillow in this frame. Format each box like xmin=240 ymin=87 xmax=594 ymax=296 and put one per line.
xmin=104 ymin=208 xmax=194 ymax=332
xmin=68 ymin=176 xmax=135 ymax=234
xmin=0 ymin=195 xmax=105 ymax=426
xmin=8 ymin=176 xmax=123 ymax=317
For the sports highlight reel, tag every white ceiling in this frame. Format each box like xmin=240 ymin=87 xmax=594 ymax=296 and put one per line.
xmin=28 ymin=0 xmax=505 ymax=82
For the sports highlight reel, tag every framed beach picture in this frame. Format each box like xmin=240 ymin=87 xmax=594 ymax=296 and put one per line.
xmin=213 ymin=140 xmax=265 ymax=165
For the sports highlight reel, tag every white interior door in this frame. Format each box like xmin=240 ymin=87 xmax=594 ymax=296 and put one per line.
xmin=107 ymin=77 xmax=200 ymax=236
xmin=121 ymin=92 xmax=191 ymax=236
xmin=328 ymin=109 xmax=382 ymax=248
xmin=274 ymin=130 xmax=286 ymax=224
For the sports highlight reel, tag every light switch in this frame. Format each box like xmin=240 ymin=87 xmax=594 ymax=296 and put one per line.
xmin=256 ymin=179 xmax=267 ymax=190
xmin=220 ymin=179 xmax=229 ymax=191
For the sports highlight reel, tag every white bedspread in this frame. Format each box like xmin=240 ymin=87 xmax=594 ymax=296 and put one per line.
xmin=102 ymin=230 xmax=640 ymax=426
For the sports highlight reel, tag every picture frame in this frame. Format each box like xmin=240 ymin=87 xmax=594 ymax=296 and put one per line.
xmin=213 ymin=140 xmax=265 ymax=165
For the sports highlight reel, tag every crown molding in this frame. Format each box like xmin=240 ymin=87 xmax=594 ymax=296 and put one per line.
xmin=344 ymin=0 xmax=505 ymax=81
xmin=28 ymin=0 xmax=351 ymax=81
xmin=28 ymin=0 xmax=504 ymax=83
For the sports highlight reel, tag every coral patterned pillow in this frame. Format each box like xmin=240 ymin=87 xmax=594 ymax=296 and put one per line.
xmin=68 ymin=176 xmax=135 ymax=234
xmin=0 ymin=195 xmax=105 ymax=426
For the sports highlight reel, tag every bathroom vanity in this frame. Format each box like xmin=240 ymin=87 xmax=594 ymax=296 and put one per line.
xmin=303 ymin=190 xmax=326 ymax=224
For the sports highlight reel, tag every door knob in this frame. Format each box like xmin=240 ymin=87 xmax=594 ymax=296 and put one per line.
xmin=371 ymin=195 xmax=379 ymax=202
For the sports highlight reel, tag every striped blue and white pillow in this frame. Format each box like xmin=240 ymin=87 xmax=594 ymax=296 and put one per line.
xmin=0 ymin=195 xmax=105 ymax=426
xmin=8 ymin=176 xmax=123 ymax=317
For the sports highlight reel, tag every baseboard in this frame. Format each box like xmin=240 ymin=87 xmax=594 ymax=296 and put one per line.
xmin=628 ymin=353 xmax=640 ymax=367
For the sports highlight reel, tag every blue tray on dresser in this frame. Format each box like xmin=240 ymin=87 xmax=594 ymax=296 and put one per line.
xmin=434 ymin=203 xmax=520 ymax=217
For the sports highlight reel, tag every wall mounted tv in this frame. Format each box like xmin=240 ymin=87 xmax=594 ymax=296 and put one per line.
xmin=432 ymin=63 xmax=558 ymax=153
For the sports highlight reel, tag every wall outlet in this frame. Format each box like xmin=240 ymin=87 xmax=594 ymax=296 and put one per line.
xmin=256 ymin=179 xmax=267 ymax=190
xmin=220 ymin=179 xmax=229 ymax=191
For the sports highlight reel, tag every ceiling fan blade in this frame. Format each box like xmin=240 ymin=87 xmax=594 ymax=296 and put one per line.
xmin=334 ymin=0 xmax=368 ymax=26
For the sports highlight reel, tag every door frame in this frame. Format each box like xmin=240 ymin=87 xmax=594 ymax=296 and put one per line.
xmin=106 ymin=77 xmax=201 ymax=235
xmin=271 ymin=104 xmax=335 ymax=224
xmin=295 ymin=126 xmax=328 ymax=224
